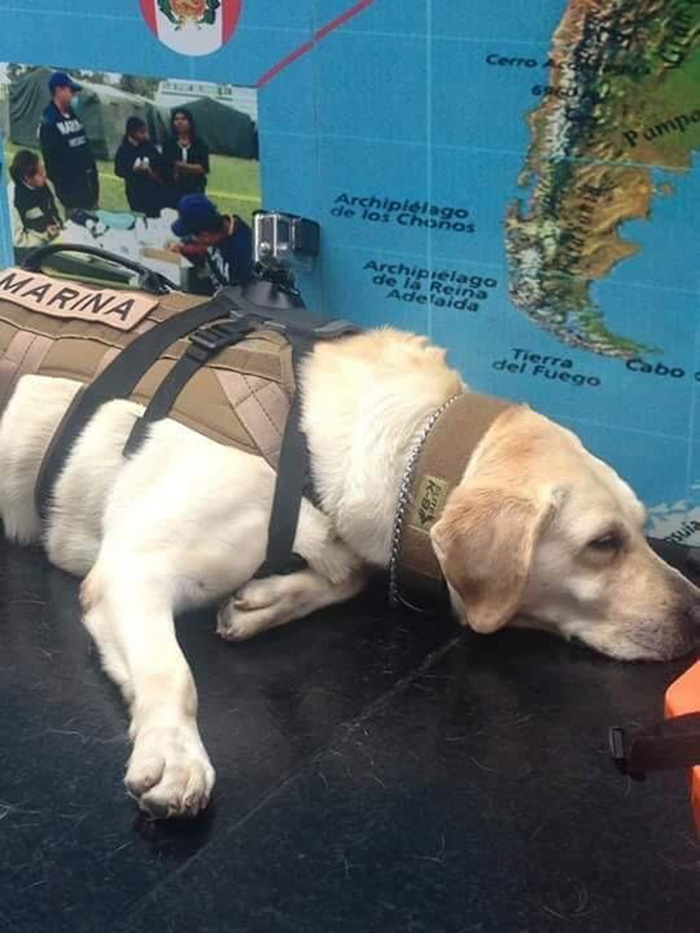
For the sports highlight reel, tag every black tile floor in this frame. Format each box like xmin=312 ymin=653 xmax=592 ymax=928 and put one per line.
xmin=1 ymin=537 xmax=698 ymax=933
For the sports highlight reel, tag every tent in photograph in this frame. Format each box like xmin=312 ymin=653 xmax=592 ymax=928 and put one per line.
xmin=9 ymin=68 xmax=167 ymax=160
xmin=174 ymin=96 xmax=257 ymax=159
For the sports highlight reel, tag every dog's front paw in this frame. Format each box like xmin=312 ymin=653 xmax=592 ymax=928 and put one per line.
xmin=216 ymin=577 xmax=289 ymax=641
xmin=125 ymin=723 xmax=215 ymax=819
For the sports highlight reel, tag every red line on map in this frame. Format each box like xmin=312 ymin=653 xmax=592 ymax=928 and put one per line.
xmin=255 ymin=40 xmax=315 ymax=88
xmin=255 ymin=0 xmax=375 ymax=88
xmin=314 ymin=0 xmax=374 ymax=41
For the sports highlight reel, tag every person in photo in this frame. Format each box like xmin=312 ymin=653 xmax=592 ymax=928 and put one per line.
xmin=162 ymin=108 xmax=210 ymax=204
xmin=9 ymin=149 xmax=62 ymax=249
xmin=39 ymin=71 xmax=99 ymax=213
xmin=114 ymin=116 xmax=167 ymax=218
xmin=169 ymin=194 xmax=253 ymax=290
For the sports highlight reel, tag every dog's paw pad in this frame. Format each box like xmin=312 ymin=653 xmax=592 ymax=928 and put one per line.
xmin=125 ymin=726 xmax=215 ymax=819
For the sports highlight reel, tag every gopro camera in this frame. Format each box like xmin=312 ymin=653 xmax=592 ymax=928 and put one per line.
xmin=253 ymin=211 xmax=320 ymax=271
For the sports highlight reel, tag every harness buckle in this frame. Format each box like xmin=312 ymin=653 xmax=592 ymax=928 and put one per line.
xmin=188 ymin=319 xmax=252 ymax=360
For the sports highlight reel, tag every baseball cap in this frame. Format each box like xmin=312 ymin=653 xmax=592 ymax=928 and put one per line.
xmin=172 ymin=194 xmax=221 ymax=237
xmin=48 ymin=71 xmax=82 ymax=93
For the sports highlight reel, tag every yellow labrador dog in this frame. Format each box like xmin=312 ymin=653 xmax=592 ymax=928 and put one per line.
xmin=0 ymin=327 xmax=697 ymax=818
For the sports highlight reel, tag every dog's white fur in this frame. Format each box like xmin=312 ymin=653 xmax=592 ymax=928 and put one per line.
xmin=0 ymin=327 xmax=696 ymax=818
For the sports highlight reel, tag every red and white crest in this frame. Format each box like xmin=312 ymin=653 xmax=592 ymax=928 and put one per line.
xmin=140 ymin=0 xmax=242 ymax=56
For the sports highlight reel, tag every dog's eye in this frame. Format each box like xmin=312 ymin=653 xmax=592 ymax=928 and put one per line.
xmin=588 ymin=533 xmax=620 ymax=551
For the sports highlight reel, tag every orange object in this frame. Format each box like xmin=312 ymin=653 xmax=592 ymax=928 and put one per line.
xmin=665 ymin=662 xmax=700 ymax=833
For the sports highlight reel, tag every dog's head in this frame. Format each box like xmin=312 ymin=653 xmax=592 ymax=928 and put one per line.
xmin=430 ymin=407 xmax=699 ymax=661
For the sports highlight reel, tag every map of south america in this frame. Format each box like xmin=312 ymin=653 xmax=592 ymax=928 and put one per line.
xmin=506 ymin=0 xmax=700 ymax=357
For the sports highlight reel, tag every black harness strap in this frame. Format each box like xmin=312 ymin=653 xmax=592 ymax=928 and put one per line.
xmin=122 ymin=317 xmax=254 ymax=458
xmin=255 ymin=337 xmax=312 ymax=577
xmin=121 ymin=307 xmax=357 ymax=578
xmin=121 ymin=318 xmax=311 ymax=577
xmin=35 ymin=290 xmax=239 ymax=520
xmin=610 ymin=713 xmax=700 ymax=780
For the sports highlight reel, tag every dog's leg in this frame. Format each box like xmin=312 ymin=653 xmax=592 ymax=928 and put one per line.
xmin=216 ymin=495 xmax=367 ymax=641
xmin=216 ymin=567 xmax=367 ymax=641
xmin=81 ymin=580 xmax=134 ymax=705
xmin=70 ymin=419 xmax=365 ymax=816
xmin=88 ymin=512 xmax=361 ymax=815
xmin=83 ymin=557 xmax=216 ymax=819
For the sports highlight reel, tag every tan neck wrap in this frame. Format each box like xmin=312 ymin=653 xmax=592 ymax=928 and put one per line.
xmin=391 ymin=392 xmax=514 ymax=610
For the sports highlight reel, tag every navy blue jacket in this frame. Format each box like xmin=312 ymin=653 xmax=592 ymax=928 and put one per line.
xmin=206 ymin=216 xmax=253 ymax=288
xmin=39 ymin=102 xmax=99 ymax=211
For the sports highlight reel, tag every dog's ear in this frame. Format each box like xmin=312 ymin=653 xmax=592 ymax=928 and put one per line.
xmin=430 ymin=484 xmax=555 ymax=633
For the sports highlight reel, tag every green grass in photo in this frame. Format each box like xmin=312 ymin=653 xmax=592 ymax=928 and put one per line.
xmin=4 ymin=140 xmax=260 ymax=223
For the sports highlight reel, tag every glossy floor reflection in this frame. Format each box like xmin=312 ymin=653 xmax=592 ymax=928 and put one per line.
xmin=0 ymin=538 xmax=697 ymax=933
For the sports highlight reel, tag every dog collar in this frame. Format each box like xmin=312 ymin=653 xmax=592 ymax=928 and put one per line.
xmin=388 ymin=392 xmax=514 ymax=612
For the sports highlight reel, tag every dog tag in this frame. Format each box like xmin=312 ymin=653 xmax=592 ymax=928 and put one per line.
xmin=409 ymin=474 xmax=450 ymax=535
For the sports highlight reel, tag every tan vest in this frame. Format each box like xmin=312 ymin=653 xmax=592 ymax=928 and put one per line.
xmin=0 ymin=268 xmax=294 ymax=469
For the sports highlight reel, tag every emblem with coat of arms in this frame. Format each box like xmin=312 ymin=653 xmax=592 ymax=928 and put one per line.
xmin=158 ymin=0 xmax=220 ymax=29
xmin=140 ymin=0 xmax=241 ymax=56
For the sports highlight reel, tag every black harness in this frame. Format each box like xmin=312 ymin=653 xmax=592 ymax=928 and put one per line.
xmin=31 ymin=256 xmax=359 ymax=578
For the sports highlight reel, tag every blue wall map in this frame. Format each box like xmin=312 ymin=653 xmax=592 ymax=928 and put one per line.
xmin=0 ymin=0 xmax=698 ymax=545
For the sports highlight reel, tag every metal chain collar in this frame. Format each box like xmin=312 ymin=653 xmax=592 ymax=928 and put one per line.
xmin=388 ymin=394 xmax=462 ymax=609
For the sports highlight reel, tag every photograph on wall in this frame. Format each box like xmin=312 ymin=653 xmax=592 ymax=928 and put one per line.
xmin=0 ymin=62 xmax=261 ymax=294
